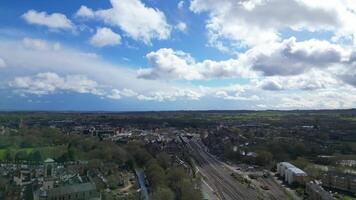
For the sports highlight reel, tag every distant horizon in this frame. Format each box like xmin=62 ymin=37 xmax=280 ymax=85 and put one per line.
xmin=1 ymin=108 xmax=356 ymax=113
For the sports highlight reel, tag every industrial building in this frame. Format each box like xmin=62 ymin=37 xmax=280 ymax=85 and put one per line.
xmin=277 ymin=162 xmax=308 ymax=185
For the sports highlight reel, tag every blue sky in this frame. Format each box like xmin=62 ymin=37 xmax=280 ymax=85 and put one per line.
xmin=1 ymin=0 xmax=356 ymax=111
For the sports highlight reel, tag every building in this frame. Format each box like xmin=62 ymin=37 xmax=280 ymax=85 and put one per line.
xmin=33 ymin=182 xmax=100 ymax=200
xmin=306 ymin=182 xmax=334 ymax=200
xmin=277 ymin=162 xmax=308 ymax=185
xmin=322 ymin=171 xmax=356 ymax=194
xmin=44 ymin=158 xmax=56 ymax=177
xmin=277 ymin=162 xmax=295 ymax=177
xmin=285 ymin=167 xmax=308 ymax=185
xmin=13 ymin=166 xmax=31 ymax=186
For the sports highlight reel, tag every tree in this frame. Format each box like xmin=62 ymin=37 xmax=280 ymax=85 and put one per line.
xmin=145 ymin=159 xmax=166 ymax=189
xmin=255 ymin=150 xmax=273 ymax=166
xmin=292 ymin=157 xmax=310 ymax=169
xmin=179 ymin=180 xmax=203 ymax=200
xmin=156 ymin=152 xmax=171 ymax=169
xmin=167 ymin=167 xmax=186 ymax=191
xmin=29 ymin=151 xmax=42 ymax=162
xmin=4 ymin=150 xmax=12 ymax=161
xmin=150 ymin=186 xmax=174 ymax=200
xmin=134 ymin=148 xmax=152 ymax=166
xmin=15 ymin=151 xmax=28 ymax=161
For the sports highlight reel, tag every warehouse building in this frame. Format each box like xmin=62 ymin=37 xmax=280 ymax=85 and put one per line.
xmin=277 ymin=162 xmax=308 ymax=185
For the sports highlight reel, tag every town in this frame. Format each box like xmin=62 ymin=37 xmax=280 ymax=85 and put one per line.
xmin=0 ymin=110 xmax=356 ymax=200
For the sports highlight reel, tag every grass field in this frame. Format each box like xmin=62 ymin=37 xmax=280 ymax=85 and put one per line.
xmin=0 ymin=145 xmax=67 ymax=161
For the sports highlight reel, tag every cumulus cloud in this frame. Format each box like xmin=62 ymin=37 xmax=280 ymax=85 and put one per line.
xmin=22 ymin=10 xmax=74 ymax=30
xmin=0 ymin=58 xmax=6 ymax=68
xmin=9 ymin=72 xmax=102 ymax=95
xmin=176 ymin=22 xmax=187 ymax=32
xmin=75 ymin=5 xmax=94 ymax=18
xmin=190 ymin=0 xmax=356 ymax=48
xmin=138 ymin=48 xmax=202 ymax=80
xmin=90 ymin=27 xmax=121 ymax=47
xmin=76 ymin=0 xmax=171 ymax=44
xmin=138 ymin=38 xmax=354 ymax=80
xmin=244 ymin=37 xmax=350 ymax=76
xmin=137 ymin=48 xmax=254 ymax=80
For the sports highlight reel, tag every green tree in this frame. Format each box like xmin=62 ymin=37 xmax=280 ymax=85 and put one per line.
xmin=29 ymin=151 xmax=42 ymax=162
xmin=179 ymin=180 xmax=203 ymax=200
xmin=156 ymin=152 xmax=171 ymax=169
xmin=167 ymin=167 xmax=186 ymax=191
xmin=255 ymin=150 xmax=273 ymax=166
xmin=15 ymin=151 xmax=28 ymax=161
xmin=132 ymin=147 xmax=152 ymax=166
xmin=146 ymin=159 xmax=166 ymax=189
xmin=150 ymin=186 xmax=174 ymax=200
xmin=4 ymin=150 xmax=12 ymax=161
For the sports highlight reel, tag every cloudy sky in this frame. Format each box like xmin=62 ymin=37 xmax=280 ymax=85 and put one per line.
xmin=1 ymin=0 xmax=356 ymax=111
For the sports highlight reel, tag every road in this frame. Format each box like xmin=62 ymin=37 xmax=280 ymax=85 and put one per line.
xmin=185 ymin=138 xmax=260 ymax=200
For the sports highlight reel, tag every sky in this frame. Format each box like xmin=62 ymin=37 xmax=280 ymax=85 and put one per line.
xmin=1 ymin=0 xmax=356 ymax=111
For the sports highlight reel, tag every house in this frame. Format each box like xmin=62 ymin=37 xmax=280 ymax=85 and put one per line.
xmin=33 ymin=182 xmax=100 ymax=200
xmin=13 ymin=166 xmax=31 ymax=186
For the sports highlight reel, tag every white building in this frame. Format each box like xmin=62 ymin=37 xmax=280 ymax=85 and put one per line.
xmin=277 ymin=162 xmax=295 ymax=177
xmin=277 ymin=162 xmax=308 ymax=185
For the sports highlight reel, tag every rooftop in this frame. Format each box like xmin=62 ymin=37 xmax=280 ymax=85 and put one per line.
xmin=44 ymin=158 xmax=55 ymax=163
xmin=287 ymin=167 xmax=307 ymax=175
xmin=40 ymin=182 xmax=96 ymax=197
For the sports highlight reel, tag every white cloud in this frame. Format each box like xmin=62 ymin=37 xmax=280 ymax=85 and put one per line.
xmin=190 ymin=0 xmax=356 ymax=48
xmin=176 ymin=22 xmax=187 ymax=32
xmin=76 ymin=5 xmax=94 ymax=18
xmin=138 ymin=48 xmax=254 ymax=80
xmin=2 ymin=34 xmax=356 ymax=109
xmin=23 ymin=37 xmax=61 ymax=51
xmin=215 ymin=90 xmax=259 ymax=101
xmin=0 ymin=37 xmax=206 ymax=103
xmin=142 ymin=38 xmax=354 ymax=80
xmin=0 ymin=58 xmax=6 ymax=68
xmin=244 ymin=37 xmax=350 ymax=76
xmin=275 ymin=88 xmax=356 ymax=109
xmin=90 ymin=27 xmax=121 ymax=47
xmin=256 ymin=70 xmax=341 ymax=91
xmin=77 ymin=0 xmax=171 ymax=44
xmin=178 ymin=1 xmax=185 ymax=9
xmin=9 ymin=72 xmax=102 ymax=95
xmin=137 ymin=38 xmax=356 ymax=98
xmin=107 ymin=88 xmax=137 ymax=99
xmin=138 ymin=48 xmax=202 ymax=80
xmin=22 ymin=10 xmax=74 ymax=30
xmin=137 ymin=88 xmax=203 ymax=101
xmin=138 ymin=38 xmax=356 ymax=81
